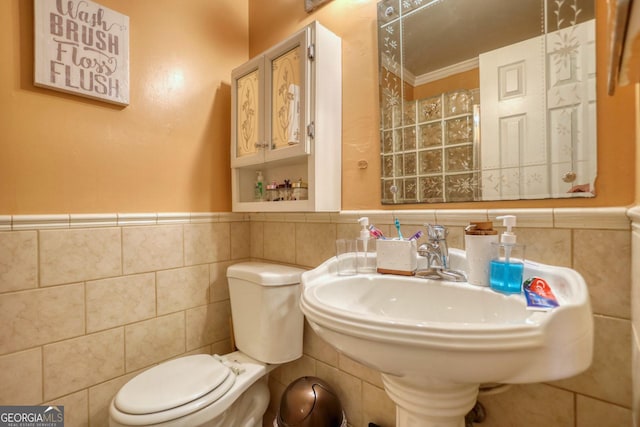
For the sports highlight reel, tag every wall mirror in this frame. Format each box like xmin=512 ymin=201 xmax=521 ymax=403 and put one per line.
xmin=377 ymin=0 xmax=596 ymax=204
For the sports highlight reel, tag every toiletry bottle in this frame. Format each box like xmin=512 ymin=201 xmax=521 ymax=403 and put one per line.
xmin=465 ymin=221 xmax=498 ymax=287
xmin=266 ymin=181 xmax=278 ymax=201
xmin=254 ymin=171 xmax=264 ymax=201
xmin=357 ymin=217 xmax=376 ymax=273
xmin=489 ymin=215 xmax=525 ymax=294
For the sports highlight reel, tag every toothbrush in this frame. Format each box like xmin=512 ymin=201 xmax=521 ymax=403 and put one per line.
xmin=368 ymin=225 xmax=387 ymax=240
xmin=408 ymin=230 xmax=423 ymax=241
xmin=394 ymin=217 xmax=404 ymax=240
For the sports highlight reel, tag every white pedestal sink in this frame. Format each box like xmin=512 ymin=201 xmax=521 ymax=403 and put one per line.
xmin=300 ymin=249 xmax=593 ymax=427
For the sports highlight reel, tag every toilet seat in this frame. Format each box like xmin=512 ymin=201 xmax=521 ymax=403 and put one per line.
xmin=111 ymin=355 xmax=235 ymax=426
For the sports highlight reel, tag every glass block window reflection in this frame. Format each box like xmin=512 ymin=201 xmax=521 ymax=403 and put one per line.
xmin=381 ymin=88 xmax=480 ymax=204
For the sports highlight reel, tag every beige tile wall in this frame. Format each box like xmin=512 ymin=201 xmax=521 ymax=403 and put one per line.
xmin=0 ymin=208 xmax=635 ymax=427
xmin=0 ymin=214 xmax=248 ymax=427
xmin=260 ymin=208 xmax=634 ymax=427
xmin=630 ymin=206 xmax=640 ymax=427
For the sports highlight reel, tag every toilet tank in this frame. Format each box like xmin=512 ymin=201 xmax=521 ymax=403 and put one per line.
xmin=226 ymin=262 xmax=305 ymax=364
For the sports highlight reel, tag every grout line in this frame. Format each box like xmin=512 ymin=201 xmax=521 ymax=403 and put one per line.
xmin=183 ymin=310 xmax=188 ymax=354
xmin=227 ymin=222 xmax=232 ymax=264
xmin=570 ymin=228 xmax=575 ymax=269
xmin=119 ymin=226 xmax=124 ymax=277
xmin=574 ymin=391 xmax=578 ymax=427
xmin=121 ymin=325 xmax=127 ymax=375
xmin=181 ymin=223 xmax=186 ymax=268
xmin=546 ymin=382 xmax=632 ymax=412
xmin=154 ymin=271 xmax=159 ymax=319
xmin=85 ymin=386 xmax=92 ymax=427
xmin=37 ymin=230 xmax=42 ymax=289
xmin=40 ymin=345 xmax=45 ymax=405
xmin=83 ymin=282 xmax=87 ymax=336
xmin=592 ymin=312 xmax=633 ymax=322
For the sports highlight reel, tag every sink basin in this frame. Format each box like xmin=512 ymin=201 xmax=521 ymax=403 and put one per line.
xmin=300 ymin=248 xmax=593 ymax=427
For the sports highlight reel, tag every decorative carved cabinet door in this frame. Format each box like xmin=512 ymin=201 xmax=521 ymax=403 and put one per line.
xmin=232 ymin=56 xmax=265 ymax=167
xmin=264 ymin=31 xmax=310 ymax=162
xmin=231 ymin=31 xmax=310 ymax=168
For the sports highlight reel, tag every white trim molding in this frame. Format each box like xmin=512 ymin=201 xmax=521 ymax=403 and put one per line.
xmin=0 ymin=208 xmax=633 ymax=231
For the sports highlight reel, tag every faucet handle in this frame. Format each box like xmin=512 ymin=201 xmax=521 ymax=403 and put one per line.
xmin=426 ymin=224 xmax=447 ymax=241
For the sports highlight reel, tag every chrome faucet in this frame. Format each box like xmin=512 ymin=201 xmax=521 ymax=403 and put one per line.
xmin=417 ymin=224 xmax=467 ymax=282
xmin=419 ymin=224 xmax=449 ymax=269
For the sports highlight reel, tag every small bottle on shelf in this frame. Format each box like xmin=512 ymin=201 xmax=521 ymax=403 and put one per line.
xmin=254 ymin=171 xmax=264 ymax=202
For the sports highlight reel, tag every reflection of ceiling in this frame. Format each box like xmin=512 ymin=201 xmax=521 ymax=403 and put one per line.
xmin=402 ymin=0 xmax=543 ymax=76
xmin=401 ymin=0 xmax=596 ymax=78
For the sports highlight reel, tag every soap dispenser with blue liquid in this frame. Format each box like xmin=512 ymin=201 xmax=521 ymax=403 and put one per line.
xmin=490 ymin=215 xmax=525 ymax=294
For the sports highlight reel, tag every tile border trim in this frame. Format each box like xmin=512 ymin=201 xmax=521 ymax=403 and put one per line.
xmin=0 ymin=207 xmax=633 ymax=231
xmin=627 ymin=205 xmax=640 ymax=225
xmin=13 ymin=214 xmax=71 ymax=230
xmin=0 ymin=215 xmax=11 ymax=231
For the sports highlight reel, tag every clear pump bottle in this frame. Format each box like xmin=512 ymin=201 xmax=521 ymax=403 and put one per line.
xmin=356 ymin=217 xmax=376 ymax=273
xmin=489 ymin=215 xmax=525 ymax=294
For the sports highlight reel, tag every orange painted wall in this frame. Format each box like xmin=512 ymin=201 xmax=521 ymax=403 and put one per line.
xmin=249 ymin=0 xmax=636 ymax=209
xmin=622 ymin=6 xmax=640 ymax=203
xmin=1 ymin=0 xmax=635 ymax=214
xmin=637 ymin=84 xmax=640 ymax=203
xmin=0 ymin=0 xmax=248 ymax=214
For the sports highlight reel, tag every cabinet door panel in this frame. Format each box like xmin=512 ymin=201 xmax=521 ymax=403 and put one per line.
xmin=271 ymin=46 xmax=302 ymax=149
xmin=265 ymin=30 xmax=310 ymax=162
xmin=231 ymin=57 xmax=265 ymax=167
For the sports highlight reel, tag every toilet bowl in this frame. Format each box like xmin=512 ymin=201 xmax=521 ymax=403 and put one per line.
xmin=109 ymin=262 xmax=305 ymax=427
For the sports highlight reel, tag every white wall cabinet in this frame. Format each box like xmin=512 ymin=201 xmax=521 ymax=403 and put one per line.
xmin=231 ymin=21 xmax=342 ymax=212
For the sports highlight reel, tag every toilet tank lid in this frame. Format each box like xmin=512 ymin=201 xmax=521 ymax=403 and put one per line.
xmin=227 ymin=262 xmax=305 ymax=286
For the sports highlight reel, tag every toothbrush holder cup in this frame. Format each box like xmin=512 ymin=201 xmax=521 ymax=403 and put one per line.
xmin=376 ymin=239 xmax=417 ymax=275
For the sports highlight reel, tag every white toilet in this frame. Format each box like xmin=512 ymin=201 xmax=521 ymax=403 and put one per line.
xmin=109 ymin=262 xmax=305 ymax=427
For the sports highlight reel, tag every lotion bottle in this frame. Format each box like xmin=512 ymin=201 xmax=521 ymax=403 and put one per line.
xmin=464 ymin=221 xmax=498 ymax=287
xmin=490 ymin=215 xmax=525 ymax=294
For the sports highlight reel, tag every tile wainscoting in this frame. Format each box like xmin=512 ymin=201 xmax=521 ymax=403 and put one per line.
xmin=629 ymin=206 xmax=640 ymax=427
xmin=256 ymin=208 xmax=633 ymax=427
xmin=0 ymin=208 xmax=634 ymax=427
xmin=0 ymin=213 xmax=249 ymax=427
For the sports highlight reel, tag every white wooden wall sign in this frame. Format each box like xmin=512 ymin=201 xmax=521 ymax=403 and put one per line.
xmin=34 ymin=0 xmax=130 ymax=106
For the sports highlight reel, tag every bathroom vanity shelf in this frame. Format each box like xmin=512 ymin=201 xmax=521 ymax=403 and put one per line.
xmin=230 ymin=21 xmax=342 ymax=212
